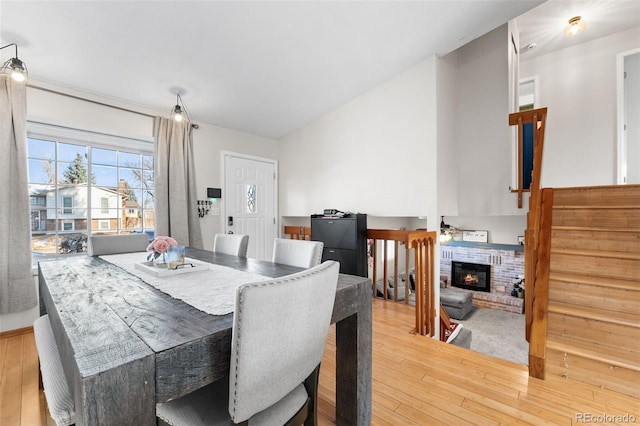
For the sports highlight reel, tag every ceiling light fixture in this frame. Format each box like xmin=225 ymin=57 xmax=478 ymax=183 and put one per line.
xmin=171 ymin=93 xmax=186 ymax=122
xmin=565 ymin=16 xmax=586 ymax=37
xmin=0 ymin=43 xmax=28 ymax=83
xmin=169 ymin=93 xmax=200 ymax=129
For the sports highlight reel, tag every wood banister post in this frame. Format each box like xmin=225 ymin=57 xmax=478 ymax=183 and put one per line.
xmin=372 ymin=239 xmax=378 ymax=296
xmin=517 ymin=116 xmax=524 ymax=208
xmin=528 ymin=188 xmax=553 ymax=379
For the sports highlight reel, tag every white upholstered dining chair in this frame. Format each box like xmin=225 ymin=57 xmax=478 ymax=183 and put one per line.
xmin=156 ymin=260 xmax=340 ymax=426
xmin=87 ymin=233 xmax=150 ymax=256
xmin=272 ymin=238 xmax=323 ymax=269
xmin=213 ymin=233 xmax=249 ymax=257
xmin=33 ymin=314 xmax=75 ymax=426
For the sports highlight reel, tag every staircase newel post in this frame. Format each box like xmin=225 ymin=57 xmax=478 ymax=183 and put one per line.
xmin=528 ymin=188 xmax=553 ymax=379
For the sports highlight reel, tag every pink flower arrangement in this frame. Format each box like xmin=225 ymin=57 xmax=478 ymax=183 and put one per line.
xmin=147 ymin=236 xmax=178 ymax=261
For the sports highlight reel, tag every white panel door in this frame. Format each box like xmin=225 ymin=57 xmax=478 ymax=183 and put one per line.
xmin=224 ymin=154 xmax=276 ymax=260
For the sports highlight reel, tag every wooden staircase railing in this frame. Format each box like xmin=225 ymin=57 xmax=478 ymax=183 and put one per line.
xmin=285 ymin=226 xmax=438 ymax=337
xmin=283 ymin=225 xmax=311 ymax=240
xmin=509 ymin=107 xmax=549 ymax=379
xmin=367 ymin=229 xmax=437 ymax=337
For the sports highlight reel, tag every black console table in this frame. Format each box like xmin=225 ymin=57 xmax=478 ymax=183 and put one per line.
xmin=311 ymin=213 xmax=368 ymax=277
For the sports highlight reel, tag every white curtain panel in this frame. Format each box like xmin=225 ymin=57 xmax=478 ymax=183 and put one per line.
xmin=153 ymin=117 xmax=203 ymax=249
xmin=0 ymin=79 xmax=37 ymax=313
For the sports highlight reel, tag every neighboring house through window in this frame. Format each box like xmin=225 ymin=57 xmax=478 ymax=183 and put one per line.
xmin=27 ymin=122 xmax=154 ymax=261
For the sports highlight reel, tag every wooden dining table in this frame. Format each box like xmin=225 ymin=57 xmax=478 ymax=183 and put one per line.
xmin=38 ymin=247 xmax=372 ymax=426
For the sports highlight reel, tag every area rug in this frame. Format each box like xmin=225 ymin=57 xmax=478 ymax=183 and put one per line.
xmin=456 ymin=307 xmax=528 ymax=365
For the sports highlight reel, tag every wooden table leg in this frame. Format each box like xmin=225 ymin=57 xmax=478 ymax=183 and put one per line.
xmin=335 ymin=286 xmax=372 ymax=426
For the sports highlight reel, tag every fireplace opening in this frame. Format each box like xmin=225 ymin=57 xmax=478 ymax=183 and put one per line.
xmin=451 ymin=261 xmax=491 ymax=292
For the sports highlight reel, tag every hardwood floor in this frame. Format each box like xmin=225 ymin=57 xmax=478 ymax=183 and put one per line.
xmin=2 ymin=299 xmax=639 ymax=425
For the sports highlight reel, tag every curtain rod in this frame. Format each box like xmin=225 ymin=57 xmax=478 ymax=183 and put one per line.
xmin=27 ymin=84 xmax=201 ymax=129
xmin=27 ymin=83 xmax=156 ymax=119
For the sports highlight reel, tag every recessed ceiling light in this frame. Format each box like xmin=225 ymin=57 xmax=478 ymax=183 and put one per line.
xmin=565 ymin=16 xmax=586 ymax=37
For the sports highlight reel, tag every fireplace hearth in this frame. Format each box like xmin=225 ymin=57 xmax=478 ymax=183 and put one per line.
xmin=452 ymin=261 xmax=491 ymax=292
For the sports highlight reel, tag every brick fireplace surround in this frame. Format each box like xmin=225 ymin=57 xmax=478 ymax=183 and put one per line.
xmin=440 ymin=241 xmax=525 ymax=314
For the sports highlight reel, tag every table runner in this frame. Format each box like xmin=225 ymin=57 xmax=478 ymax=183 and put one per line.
xmin=101 ymin=252 xmax=270 ymax=315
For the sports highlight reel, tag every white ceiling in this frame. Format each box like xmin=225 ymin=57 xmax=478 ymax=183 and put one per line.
xmin=1 ymin=1 xmax=637 ymax=140
xmin=516 ymin=0 xmax=640 ymax=60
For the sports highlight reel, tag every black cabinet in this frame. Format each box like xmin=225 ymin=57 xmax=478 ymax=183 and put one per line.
xmin=311 ymin=214 xmax=367 ymax=277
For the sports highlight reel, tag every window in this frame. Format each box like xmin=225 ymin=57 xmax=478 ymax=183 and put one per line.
xmin=246 ymin=184 xmax=256 ymax=213
xmin=27 ymin=124 xmax=154 ymax=261
xmin=31 ymin=211 xmax=41 ymax=232
xmin=511 ymin=77 xmax=539 ymax=203
xmin=62 ymin=196 xmax=73 ymax=214
xmin=101 ymin=197 xmax=109 ymax=213
xmin=31 ymin=196 xmax=46 ymax=206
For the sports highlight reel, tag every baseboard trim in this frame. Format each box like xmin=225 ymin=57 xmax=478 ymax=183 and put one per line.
xmin=0 ymin=325 xmax=34 ymax=339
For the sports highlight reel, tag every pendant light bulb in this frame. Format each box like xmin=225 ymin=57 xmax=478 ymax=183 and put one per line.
xmin=10 ymin=59 xmax=27 ymax=82
xmin=169 ymin=92 xmax=197 ymax=127
xmin=173 ymin=105 xmax=184 ymax=122
xmin=1 ymin=44 xmax=28 ymax=84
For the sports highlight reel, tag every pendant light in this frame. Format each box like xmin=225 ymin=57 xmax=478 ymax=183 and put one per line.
xmin=0 ymin=43 xmax=28 ymax=83
xmin=171 ymin=93 xmax=186 ymax=122
xmin=169 ymin=92 xmax=199 ymax=128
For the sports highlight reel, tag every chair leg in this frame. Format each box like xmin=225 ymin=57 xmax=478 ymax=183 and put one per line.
xmin=285 ymin=399 xmax=309 ymax=426
xmin=302 ymin=364 xmax=320 ymax=426
xmin=38 ymin=360 xmax=43 ymax=390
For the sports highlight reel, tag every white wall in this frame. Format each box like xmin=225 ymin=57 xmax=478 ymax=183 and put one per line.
xmin=279 ymin=56 xmax=438 ymax=223
xmin=451 ymin=25 xmax=526 ymax=217
xmin=521 ymin=27 xmax=640 ymax=187
xmin=445 ymin=215 xmax=525 ymax=245
xmin=434 ymin=25 xmax=527 ymax=244
xmin=625 ymin=52 xmax=640 ymax=184
xmin=436 ymin=53 xmax=459 ymax=217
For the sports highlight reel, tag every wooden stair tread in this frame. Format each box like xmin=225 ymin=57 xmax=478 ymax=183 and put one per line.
xmin=553 ymin=205 xmax=640 ymax=210
xmin=548 ymin=301 xmax=640 ymax=329
xmin=550 ymin=248 xmax=640 ymax=260
xmin=549 ymin=272 xmax=638 ymax=291
xmin=546 ymin=335 xmax=640 ymax=372
xmin=552 ymin=185 xmax=640 ymax=207
xmin=552 ymin=225 xmax=640 ymax=233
